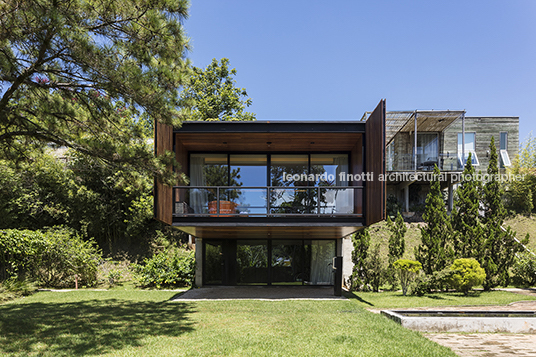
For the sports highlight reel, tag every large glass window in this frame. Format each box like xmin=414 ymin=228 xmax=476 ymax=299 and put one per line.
xmin=189 ymin=153 xmax=350 ymax=215
xmin=237 ymin=240 xmax=268 ymax=285
xmin=457 ymin=132 xmax=479 ymax=167
xmin=270 ymin=155 xmax=311 ymax=214
xmin=190 ymin=154 xmax=228 ymax=214
xmin=230 ymin=155 xmax=267 ymax=215
xmin=416 ymin=133 xmax=438 ymax=170
xmin=272 ymin=240 xmax=310 ymax=285
xmin=311 ymin=154 xmax=352 ymax=214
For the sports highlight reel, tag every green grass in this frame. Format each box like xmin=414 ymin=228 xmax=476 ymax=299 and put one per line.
xmin=347 ymin=289 xmax=536 ymax=309
xmin=0 ymin=289 xmax=459 ymax=357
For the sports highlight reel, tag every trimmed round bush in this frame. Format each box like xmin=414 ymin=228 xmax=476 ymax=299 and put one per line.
xmin=448 ymin=258 xmax=486 ymax=295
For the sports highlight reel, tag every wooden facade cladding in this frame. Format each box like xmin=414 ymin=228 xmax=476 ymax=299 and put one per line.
xmin=154 ymin=121 xmax=173 ymax=225
xmin=351 ymin=136 xmax=363 ymax=216
xmin=365 ymin=99 xmax=386 ymax=226
xmin=153 ymin=111 xmax=388 ymax=238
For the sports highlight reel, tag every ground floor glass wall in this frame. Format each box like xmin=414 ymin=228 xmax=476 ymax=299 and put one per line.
xmin=204 ymin=239 xmax=336 ymax=286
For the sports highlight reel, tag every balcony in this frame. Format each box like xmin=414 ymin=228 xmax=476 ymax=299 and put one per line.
xmin=172 ymin=186 xmax=362 ymax=218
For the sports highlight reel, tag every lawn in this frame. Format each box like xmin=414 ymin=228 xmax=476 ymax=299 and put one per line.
xmin=347 ymin=289 xmax=536 ymax=309
xmin=0 ymin=289 xmax=461 ymax=357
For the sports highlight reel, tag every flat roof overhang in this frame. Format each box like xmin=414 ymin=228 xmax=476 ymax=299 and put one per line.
xmin=172 ymin=221 xmax=362 ymax=240
xmin=362 ymin=110 xmax=465 ymax=145
xmin=174 ymin=120 xmax=365 ymax=152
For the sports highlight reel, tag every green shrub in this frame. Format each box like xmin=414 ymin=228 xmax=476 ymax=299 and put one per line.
xmin=410 ymin=268 xmax=455 ymax=296
xmin=393 ymin=259 xmax=421 ymax=296
xmin=364 ymin=243 xmax=385 ymax=292
xmin=0 ymin=228 xmax=101 ymax=287
xmin=0 ymin=277 xmax=37 ymax=302
xmin=448 ymin=258 xmax=486 ymax=295
xmin=511 ymin=252 xmax=536 ymax=287
xmin=131 ymin=245 xmax=195 ymax=288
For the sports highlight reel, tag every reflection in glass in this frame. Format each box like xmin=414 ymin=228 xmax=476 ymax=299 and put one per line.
xmin=190 ymin=154 xmax=228 ymax=214
xmin=310 ymin=240 xmax=335 ymax=285
xmin=416 ymin=133 xmax=438 ymax=170
xmin=204 ymin=241 xmax=223 ymax=285
xmin=270 ymin=155 xmax=311 ymax=213
xmin=230 ymin=155 xmax=267 ymax=215
xmin=237 ymin=240 xmax=268 ymax=284
xmin=272 ymin=240 xmax=310 ymax=285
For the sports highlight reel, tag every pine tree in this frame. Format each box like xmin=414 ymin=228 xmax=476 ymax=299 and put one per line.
xmin=415 ymin=165 xmax=454 ymax=275
xmin=350 ymin=228 xmax=371 ymax=291
xmin=386 ymin=212 xmax=407 ymax=288
xmin=388 ymin=211 xmax=407 ymax=263
xmin=481 ymin=137 xmax=528 ymax=289
xmin=451 ymin=153 xmax=484 ymax=260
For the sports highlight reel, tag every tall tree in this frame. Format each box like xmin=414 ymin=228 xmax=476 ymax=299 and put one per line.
xmin=386 ymin=211 xmax=406 ymax=288
xmin=415 ymin=165 xmax=453 ymax=275
xmin=451 ymin=153 xmax=484 ymax=260
xmin=180 ymin=58 xmax=255 ymax=121
xmin=0 ymin=0 xmax=189 ymax=180
xmin=387 ymin=211 xmax=406 ymax=264
xmin=350 ymin=228 xmax=370 ymax=291
xmin=481 ymin=137 xmax=528 ymax=289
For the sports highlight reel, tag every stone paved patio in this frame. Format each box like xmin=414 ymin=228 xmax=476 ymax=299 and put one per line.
xmin=393 ymin=289 xmax=536 ymax=357
xmin=170 ymin=285 xmax=345 ymax=301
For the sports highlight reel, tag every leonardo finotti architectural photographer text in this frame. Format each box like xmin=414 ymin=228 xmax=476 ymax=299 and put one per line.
xmin=282 ymin=172 xmax=526 ymax=183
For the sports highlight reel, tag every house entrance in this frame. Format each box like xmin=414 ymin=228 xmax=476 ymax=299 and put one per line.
xmin=203 ymin=239 xmax=336 ymax=286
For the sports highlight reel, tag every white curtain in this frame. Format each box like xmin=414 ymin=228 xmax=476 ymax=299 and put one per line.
xmin=190 ymin=156 xmax=207 ymax=214
xmin=334 ymin=156 xmax=352 ymax=214
xmin=310 ymin=240 xmax=335 ymax=285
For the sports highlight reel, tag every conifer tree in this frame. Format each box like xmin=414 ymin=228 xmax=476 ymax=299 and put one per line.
xmin=415 ymin=165 xmax=454 ymax=275
xmin=386 ymin=211 xmax=407 ymax=288
xmin=481 ymin=137 xmax=528 ymax=289
xmin=388 ymin=211 xmax=407 ymax=263
xmin=451 ymin=153 xmax=484 ymax=260
xmin=350 ymin=228 xmax=370 ymax=291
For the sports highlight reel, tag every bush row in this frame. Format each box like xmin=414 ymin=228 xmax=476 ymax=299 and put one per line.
xmin=0 ymin=228 xmax=101 ymax=288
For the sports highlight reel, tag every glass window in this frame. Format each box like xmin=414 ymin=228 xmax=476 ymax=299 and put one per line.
xmin=416 ymin=133 xmax=438 ymax=170
xmin=310 ymin=154 xmax=349 ymax=185
xmin=230 ymin=155 xmax=267 ymax=215
xmin=190 ymin=154 xmax=228 ymax=214
xmin=271 ymin=240 xmax=310 ymax=285
xmin=270 ymin=155 xmax=309 ymax=186
xmin=500 ymin=132 xmax=508 ymax=151
xmin=457 ymin=133 xmax=479 ymax=167
xmin=237 ymin=240 xmax=268 ymax=284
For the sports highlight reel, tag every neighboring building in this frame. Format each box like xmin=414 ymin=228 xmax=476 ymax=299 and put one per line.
xmin=154 ymin=100 xmax=387 ymax=288
xmin=368 ymin=110 xmax=519 ymax=213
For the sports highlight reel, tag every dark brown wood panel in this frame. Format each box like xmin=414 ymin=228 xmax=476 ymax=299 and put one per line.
xmin=174 ymin=225 xmax=361 ymax=240
xmin=365 ymin=100 xmax=386 ymax=226
xmin=351 ymin=136 xmax=363 ymax=215
xmin=177 ymin=133 xmax=362 ymax=152
xmin=175 ymin=136 xmax=188 ymax=202
xmin=154 ymin=121 xmax=173 ymax=225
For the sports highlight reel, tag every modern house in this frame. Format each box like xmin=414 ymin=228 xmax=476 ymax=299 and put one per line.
xmin=154 ymin=100 xmax=387 ymax=288
xmin=366 ymin=110 xmax=519 ymax=213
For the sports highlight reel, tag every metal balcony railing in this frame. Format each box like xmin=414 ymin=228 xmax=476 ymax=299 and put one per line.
xmin=172 ymin=186 xmax=363 ymax=217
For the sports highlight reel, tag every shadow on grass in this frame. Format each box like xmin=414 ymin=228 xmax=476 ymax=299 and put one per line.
xmin=343 ymin=292 xmax=374 ymax=306
xmin=0 ymin=299 xmax=195 ymax=356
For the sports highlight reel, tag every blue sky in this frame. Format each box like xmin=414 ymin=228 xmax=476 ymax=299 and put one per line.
xmin=185 ymin=0 xmax=536 ymax=144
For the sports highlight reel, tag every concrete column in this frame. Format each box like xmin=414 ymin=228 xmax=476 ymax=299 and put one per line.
xmin=195 ymin=238 xmax=203 ymax=287
xmin=448 ymin=184 xmax=454 ymax=211
xmin=405 ymin=185 xmax=410 ymax=212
